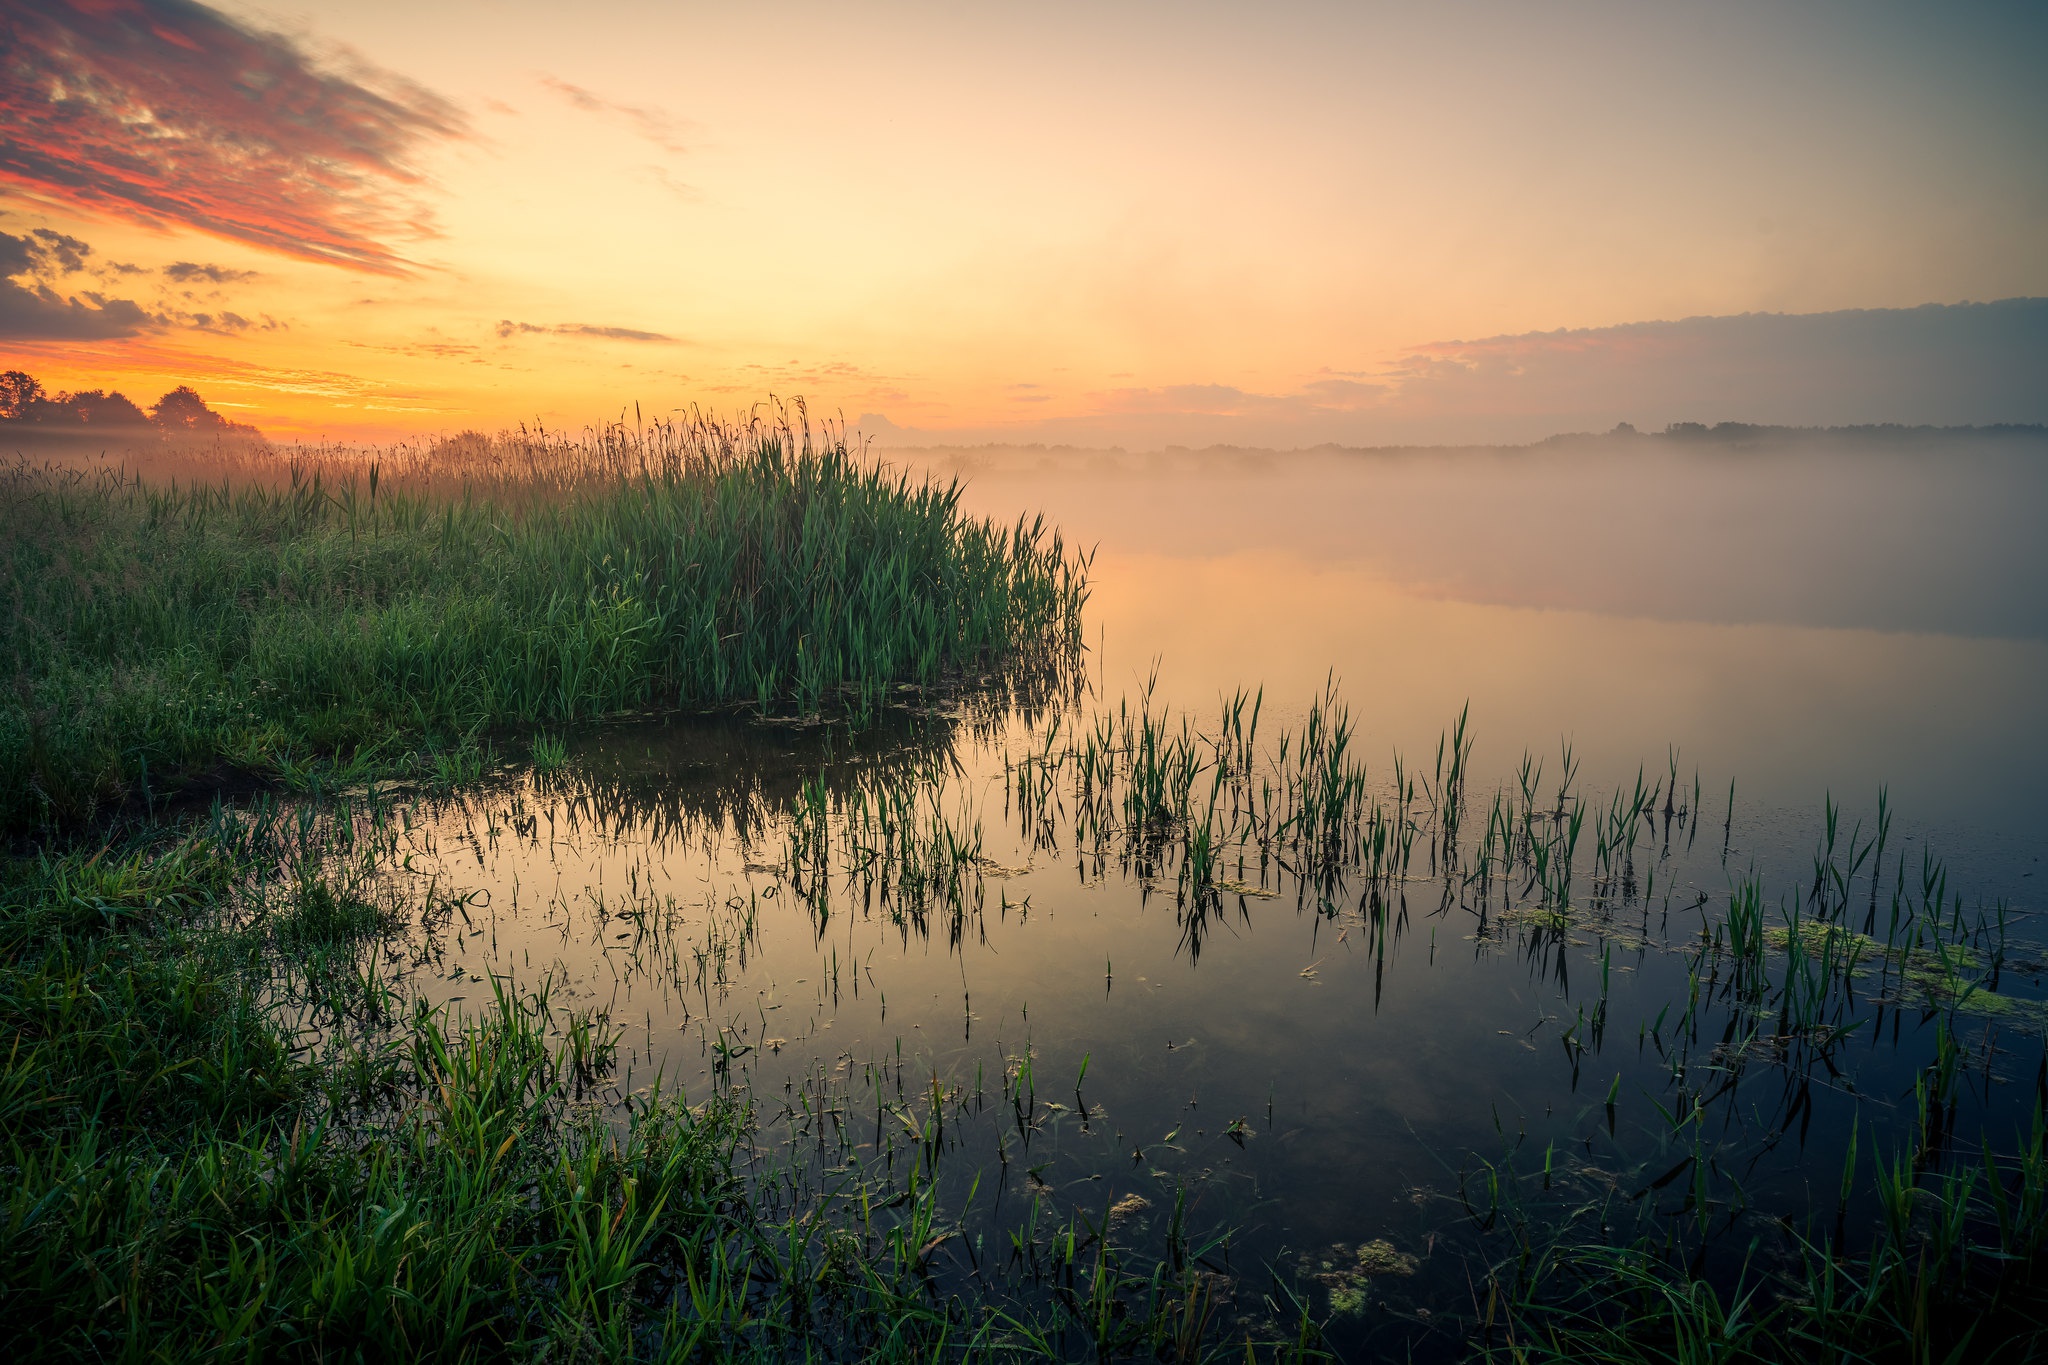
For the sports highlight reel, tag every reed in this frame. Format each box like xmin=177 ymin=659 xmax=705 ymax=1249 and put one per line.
xmin=0 ymin=407 xmax=1087 ymax=832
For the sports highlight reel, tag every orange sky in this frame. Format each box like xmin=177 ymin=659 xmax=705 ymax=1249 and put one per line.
xmin=3 ymin=0 xmax=2045 ymax=444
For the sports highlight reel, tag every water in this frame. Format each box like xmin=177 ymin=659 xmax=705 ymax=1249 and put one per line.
xmin=368 ymin=429 xmax=2047 ymax=1353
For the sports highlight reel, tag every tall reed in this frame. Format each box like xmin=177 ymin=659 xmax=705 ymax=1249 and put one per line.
xmin=0 ymin=407 xmax=1088 ymax=830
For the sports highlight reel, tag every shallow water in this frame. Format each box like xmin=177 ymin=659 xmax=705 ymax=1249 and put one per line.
xmin=376 ymin=430 xmax=2047 ymax=1353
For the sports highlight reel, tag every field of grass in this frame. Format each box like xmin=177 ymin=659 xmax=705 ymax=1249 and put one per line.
xmin=0 ymin=408 xmax=1087 ymax=832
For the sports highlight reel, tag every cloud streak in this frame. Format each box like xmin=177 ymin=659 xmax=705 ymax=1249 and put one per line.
xmin=163 ymin=261 xmax=258 ymax=284
xmin=496 ymin=319 xmax=677 ymax=343
xmin=0 ymin=0 xmax=466 ymax=273
xmin=538 ymin=76 xmax=691 ymax=155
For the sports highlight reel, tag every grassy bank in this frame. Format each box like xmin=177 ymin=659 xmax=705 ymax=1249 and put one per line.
xmin=0 ymin=410 xmax=1087 ymax=831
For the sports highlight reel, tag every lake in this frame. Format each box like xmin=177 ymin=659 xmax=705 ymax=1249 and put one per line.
xmin=367 ymin=426 xmax=2048 ymax=1354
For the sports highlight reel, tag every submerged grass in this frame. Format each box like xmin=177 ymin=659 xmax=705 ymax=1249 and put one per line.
xmin=1 ymin=812 xmax=1261 ymax=1361
xmin=991 ymin=687 xmax=2048 ymax=1358
xmin=0 ymin=406 xmax=1087 ymax=832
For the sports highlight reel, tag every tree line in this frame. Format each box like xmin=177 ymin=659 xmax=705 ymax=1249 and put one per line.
xmin=0 ymin=370 xmax=258 ymax=435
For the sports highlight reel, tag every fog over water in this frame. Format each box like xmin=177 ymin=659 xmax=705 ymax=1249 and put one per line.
xmin=919 ymin=428 xmax=2048 ymax=854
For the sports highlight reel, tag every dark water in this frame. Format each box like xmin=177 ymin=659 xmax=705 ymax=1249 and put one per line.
xmin=374 ymin=432 xmax=2047 ymax=1352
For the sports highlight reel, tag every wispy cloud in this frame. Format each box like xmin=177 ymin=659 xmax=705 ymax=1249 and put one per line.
xmin=163 ymin=261 xmax=258 ymax=285
xmin=495 ymin=319 xmax=678 ymax=343
xmin=538 ymin=76 xmax=692 ymax=155
xmin=0 ymin=0 xmax=466 ymax=273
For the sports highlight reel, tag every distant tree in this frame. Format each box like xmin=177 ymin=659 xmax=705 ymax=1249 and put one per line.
xmin=0 ymin=370 xmax=44 ymax=421
xmin=48 ymin=389 xmax=150 ymax=426
xmin=150 ymin=385 xmax=225 ymax=430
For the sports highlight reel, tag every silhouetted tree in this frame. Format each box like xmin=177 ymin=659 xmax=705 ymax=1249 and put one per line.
xmin=0 ymin=370 xmax=258 ymax=437
xmin=150 ymin=385 xmax=225 ymax=430
xmin=0 ymin=370 xmax=45 ymax=421
xmin=47 ymin=389 xmax=149 ymax=426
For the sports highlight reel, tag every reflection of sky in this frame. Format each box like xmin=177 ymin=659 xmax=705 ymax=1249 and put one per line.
xmin=355 ymin=427 xmax=2047 ymax=1347
xmin=938 ymin=433 xmax=2048 ymax=638
xmin=932 ymin=435 xmax=2048 ymax=841
xmin=386 ymin=611 xmax=2044 ymax=1352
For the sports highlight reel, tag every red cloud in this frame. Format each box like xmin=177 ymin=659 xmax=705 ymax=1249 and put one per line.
xmin=0 ymin=0 xmax=466 ymax=273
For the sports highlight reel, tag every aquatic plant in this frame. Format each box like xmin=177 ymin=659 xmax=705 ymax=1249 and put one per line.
xmin=0 ymin=405 xmax=1088 ymax=831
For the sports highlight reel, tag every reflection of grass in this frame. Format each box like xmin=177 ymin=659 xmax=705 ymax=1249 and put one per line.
xmin=1 ymin=818 xmax=1180 ymax=1358
xmin=997 ymin=684 xmax=2048 ymax=1358
xmin=0 ymin=408 xmax=1086 ymax=830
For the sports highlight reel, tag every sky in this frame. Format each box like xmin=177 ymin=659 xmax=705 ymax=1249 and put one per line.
xmin=1 ymin=0 xmax=2044 ymax=445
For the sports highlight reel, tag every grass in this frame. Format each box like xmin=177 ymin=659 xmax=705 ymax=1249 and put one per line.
xmin=2 ymin=809 xmax=1292 ymax=1362
xmin=10 ymin=672 xmax=2029 ymax=1362
xmin=990 ymin=686 xmax=2048 ymax=1357
xmin=0 ymin=406 xmax=1087 ymax=832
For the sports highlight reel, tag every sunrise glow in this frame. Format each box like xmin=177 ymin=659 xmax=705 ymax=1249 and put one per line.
xmin=3 ymin=2 xmax=2044 ymax=443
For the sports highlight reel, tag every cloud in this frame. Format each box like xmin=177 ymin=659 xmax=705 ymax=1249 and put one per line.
xmin=169 ymin=308 xmax=279 ymax=334
xmin=28 ymin=227 xmax=92 ymax=272
xmin=0 ymin=228 xmax=153 ymax=338
xmin=866 ymin=299 xmax=2048 ymax=449
xmin=1381 ymin=299 xmax=2048 ymax=436
xmin=495 ymin=319 xmax=677 ymax=343
xmin=0 ymin=225 xmax=281 ymax=340
xmin=539 ymin=75 xmax=691 ymax=154
xmin=643 ymin=165 xmax=699 ymax=202
xmin=0 ymin=0 xmax=466 ymax=273
xmin=164 ymin=261 xmax=258 ymax=284
xmin=0 ymin=279 xmax=152 ymax=340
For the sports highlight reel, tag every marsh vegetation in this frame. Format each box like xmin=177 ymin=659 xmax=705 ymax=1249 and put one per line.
xmin=4 ymin=421 xmax=2045 ymax=1361
xmin=1 ymin=408 xmax=1084 ymax=829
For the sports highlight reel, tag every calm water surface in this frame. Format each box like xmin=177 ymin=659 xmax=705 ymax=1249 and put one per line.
xmin=378 ymin=431 xmax=2048 ymax=1353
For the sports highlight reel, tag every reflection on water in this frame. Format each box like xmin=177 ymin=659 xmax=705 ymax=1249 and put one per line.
xmin=349 ymin=433 xmax=2045 ymax=1354
xmin=929 ymin=431 xmax=2048 ymax=637
xmin=931 ymin=431 xmax=2048 ymax=844
xmin=374 ymin=710 xmax=2036 ymax=1350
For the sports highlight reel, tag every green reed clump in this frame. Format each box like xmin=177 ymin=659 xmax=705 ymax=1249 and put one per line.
xmin=0 ymin=408 xmax=1087 ymax=831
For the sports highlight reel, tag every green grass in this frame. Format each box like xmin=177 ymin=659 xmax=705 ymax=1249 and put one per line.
xmin=0 ymin=809 xmax=1316 ymax=1361
xmin=0 ymin=410 xmax=1087 ymax=831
